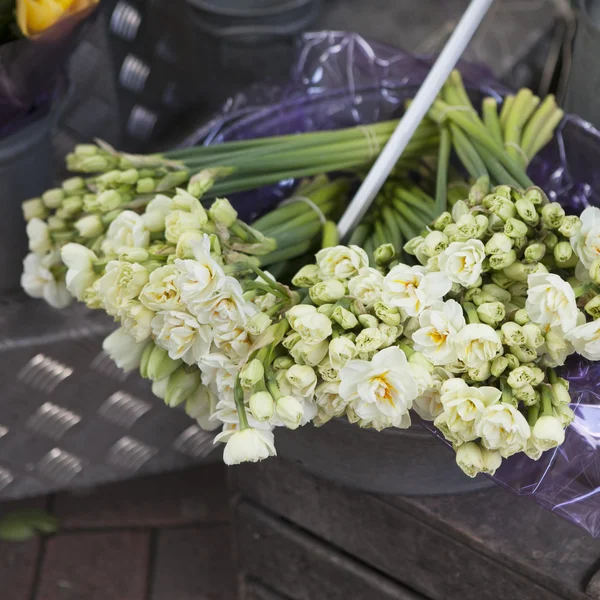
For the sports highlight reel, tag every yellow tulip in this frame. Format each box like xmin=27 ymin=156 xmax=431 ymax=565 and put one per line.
xmin=17 ymin=0 xmax=99 ymax=38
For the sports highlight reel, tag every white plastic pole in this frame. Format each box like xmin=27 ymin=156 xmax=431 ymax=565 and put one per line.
xmin=337 ymin=0 xmax=494 ymax=240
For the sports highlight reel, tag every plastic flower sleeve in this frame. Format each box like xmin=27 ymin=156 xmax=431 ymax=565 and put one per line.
xmin=191 ymin=31 xmax=600 ymax=536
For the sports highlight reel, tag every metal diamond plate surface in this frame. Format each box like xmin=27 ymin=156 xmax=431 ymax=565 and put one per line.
xmin=0 ymin=297 xmax=219 ymax=499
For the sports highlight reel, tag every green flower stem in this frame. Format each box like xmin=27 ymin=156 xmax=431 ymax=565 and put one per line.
xmin=234 ymin=377 xmax=250 ymax=430
xmin=263 ymin=201 xmax=336 ymax=236
xmin=435 ymin=126 xmax=451 ymax=214
xmin=348 ymin=223 xmax=371 ymax=247
xmin=390 ymin=203 xmax=420 ymax=242
xmin=259 ymin=241 xmax=313 ymax=267
xmin=499 ymin=95 xmax=515 ymax=129
xmin=393 ymin=188 xmax=437 ymax=221
xmin=449 ymin=123 xmax=489 ymax=180
xmin=527 ymin=108 xmax=565 ymax=159
xmin=381 ymin=206 xmax=404 ymax=252
xmin=321 ymin=220 xmax=339 ymax=248
xmin=250 ymin=266 xmax=292 ymax=299
xmin=482 ymin=97 xmax=504 ymax=147
xmin=548 ymin=368 xmax=558 ymax=384
xmin=503 ymin=88 xmax=538 ymax=166
xmin=364 ymin=235 xmax=376 ymax=265
xmin=541 ymin=385 xmax=554 ymax=417
xmin=527 ymin=403 xmax=540 ymax=426
xmin=521 ymin=95 xmax=559 ymax=159
xmin=398 ymin=342 xmax=415 ymax=358
xmin=472 ymin=141 xmax=522 ymax=188
xmin=464 ymin=302 xmax=480 ymax=324
xmin=373 ymin=220 xmax=387 ymax=248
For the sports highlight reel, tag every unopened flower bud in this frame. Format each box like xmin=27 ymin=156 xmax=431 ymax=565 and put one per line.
xmin=452 ymin=200 xmax=470 ymax=221
xmin=485 ymin=232 xmax=513 ymax=255
xmin=139 ymin=343 xmax=154 ymax=379
xmin=209 ymin=198 xmax=238 ymax=227
xmin=316 ymin=303 xmax=334 ymax=318
xmin=489 ymin=250 xmax=517 ymax=270
xmin=490 ymin=271 xmax=513 ymax=289
xmin=373 ymin=301 xmax=401 ymax=326
xmin=540 ymin=202 xmax=565 ymax=229
xmin=468 ymin=361 xmax=491 ymax=382
xmin=503 ymin=353 xmax=520 ymax=369
xmin=513 ymin=384 xmax=538 ymax=405
xmin=165 ymin=367 xmax=201 ymax=407
xmin=309 ymin=279 xmax=345 ymax=305
xmin=329 ymin=336 xmax=357 ymax=369
xmin=554 ymin=404 xmax=575 ymax=427
xmin=249 ymin=391 xmax=275 ymax=421
xmin=456 ymin=214 xmax=479 ymax=238
xmin=491 ymin=198 xmax=517 ymax=222
xmin=246 ymin=312 xmax=272 ymax=336
xmin=240 ymin=359 xmax=265 ymax=390
xmin=433 ymin=212 xmax=452 ymax=231
xmin=136 ymin=177 xmax=157 ymax=194
xmin=493 ymin=185 xmax=513 ymax=199
xmin=551 ymin=379 xmax=571 ymax=407
xmin=487 ymin=213 xmax=506 ymax=232
xmin=507 ymin=365 xmax=536 ymax=389
xmin=378 ymin=323 xmax=400 ymax=346
xmin=98 ymin=190 xmax=122 ymax=212
xmin=119 ymin=248 xmax=149 ymax=263
xmin=286 ymin=364 xmax=317 ymax=397
xmin=503 ymin=261 xmax=535 ymax=282
xmin=61 ymin=176 xmax=85 ymax=194
xmin=331 ymin=306 xmax=358 ymax=330
xmin=558 ymin=215 xmax=582 ymax=238
xmin=151 ymin=377 xmax=169 ymax=400
xmin=589 ymin=257 xmax=600 ymax=286
xmin=477 ymin=302 xmax=505 ymax=326
xmin=522 ymin=323 xmax=544 ymax=349
xmin=355 ymin=327 xmax=384 ymax=353
xmin=509 ymin=344 xmax=537 ymax=363
xmin=474 ymin=214 xmax=489 ymax=237
xmin=47 ymin=215 xmax=66 ymax=231
xmin=292 ymin=264 xmax=321 ymax=288
xmin=501 ymin=322 xmax=525 ymax=346
xmin=276 ymin=395 xmax=304 ymax=429
xmin=22 ymin=198 xmax=48 ymax=221
xmin=480 ymin=448 xmax=502 ymax=475
xmin=511 ymin=309 xmax=529 ymax=327
xmin=421 ymin=231 xmax=448 ymax=258
xmin=585 ymin=295 xmax=600 ymax=319
xmin=358 ymin=314 xmax=378 ymax=329
xmin=554 ymin=241 xmax=573 ymax=265
xmin=73 ymin=214 xmax=102 ymax=239
xmin=490 ymin=356 xmax=509 ymax=377
xmin=456 ymin=442 xmax=484 ymax=478
xmin=374 ymin=243 xmax=395 ymax=265
xmin=272 ymin=357 xmax=293 ymax=371
xmin=282 ymin=332 xmax=301 ymax=350
xmin=471 ymin=291 xmax=495 ymax=307
xmin=515 ymin=197 xmax=539 ymax=226
xmin=482 ymin=283 xmax=511 ymax=304
xmin=524 ymin=242 xmax=546 ymax=263
xmin=504 ymin=217 xmax=528 ymax=239
xmin=175 ymin=230 xmax=205 ymax=259
xmin=533 ymin=415 xmax=565 ymax=450
xmin=404 ymin=236 xmax=425 ymax=256
xmin=147 ymin=346 xmax=182 ymax=381
xmin=42 ymin=188 xmax=64 ymax=209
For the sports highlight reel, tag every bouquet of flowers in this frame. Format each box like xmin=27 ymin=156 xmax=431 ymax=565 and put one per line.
xmin=0 ymin=0 xmax=99 ymax=138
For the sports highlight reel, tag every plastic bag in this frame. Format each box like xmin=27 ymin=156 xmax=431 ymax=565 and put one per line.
xmin=0 ymin=5 xmax=97 ymax=139
xmin=193 ymin=31 xmax=600 ymax=536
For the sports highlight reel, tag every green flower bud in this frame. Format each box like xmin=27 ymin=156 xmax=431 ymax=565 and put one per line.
xmin=421 ymin=231 xmax=448 ymax=257
xmin=74 ymin=143 xmax=98 ymax=157
xmin=485 ymin=232 xmax=513 ymax=255
xmin=541 ymin=202 xmax=565 ymax=229
xmin=524 ymin=187 xmax=547 ymax=206
xmin=119 ymin=248 xmax=149 ymax=262
xmin=452 ymin=200 xmax=470 ymax=221
xmin=374 ymin=243 xmax=396 ymax=265
xmin=503 ymin=261 xmax=538 ymax=282
xmin=249 ymin=391 xmax=275 ymax=421
xmin=492 ymin=185 xmax=512 ymax=199
xmin=47 ymin=215 xmax=66 ymax=231
xmin=554 ymin=404 xmax=575 ymax=427
xmin=543 ymin=232 xmax=559 ymax=251
xmin=489 ymin=250 xmax=517 ymax=270
xmin=509 ymin=344 xmax=538 ymax=363
xmin=501 ymin=321 xmax=525 ymax=346
xmin=355 ymin=327 xmax=384 ymax=353
xmin=147 ymin=346 xmax=182 ymax=381
xmin=317 ymin=303 xmax=335 ymax=318
xmin=75 ymin=214 xmax=103 ymax=238
xmin=240 ymin=359 xmax=265 ymax=390
xmin=332 ymin=306 xmax=358 ymax=330
xmin=468 ymin=361 xmax=491 ymax=382
xmin=139 ymin=343 xmax=154 ymax=379
xmin=468 ymin=176 xmax=490 ymax=205
xmin=61 ymin=195 xmax=83 ymax=216
xmin=508 ymin=281 xmax=528 ymax=298
xmin=515 ymin=197 xmax=539 ymax=226
xmin=97 ymin=190 xmax=122 ymax=212
xmin=329 ymin=336 xmax=357 ymax=369
xmin=477 ymin=302 xmax=506 ymax=326
xmin=584 ymin=295 xmax=600 ymax=319
xmin=558 ymin=215 xmax=582 ymax=238
xmin=490 ymin=271 xmax=513 ymax=289
xmin=471 ymin=291 xmax=496 ymax=307
xmin=507 ymin=365 xmax=536 ymax=389
xmin=165 ymin=366 xmax=201 ymax=407
xmin=490 ymin=356 xmax=509 ymax=377
xmin=378 ymin=323 xmax=400 ymax=346
xmin=504 ymin=353 xmax=520 ymax=369
xmin=373 ymin=301 xmax=401 ymax=326
xmin=358 ymin=314 xmax=379 ymax=329
xmin=522 ymin=323 xmax=544 ymax=348
xmin=209 ymin=198 xmax=238 ymax=227
xmin=96 ymin=170 xmax=121 ymax=188
xmin=42 ymin=188 xmax=65 ymax=209
xmin=504 ymin=217 xmax=528 ymax=239
xmin=490 ymin=198 xmax=517 ymax=221
xmin=530 ymin=367 xmax=545 ymax=386
xmin=309 ymin=279 xmax=346 ymax=305
xmin=551 ymin=380 xmax=571 ymax=407
xmin=554 ymin=241 xmax=573 ymax=264
xmin=273 ymin=356 xmax=294 ymax=371
xmin=513 ymin=383 xmax=538 ymax=405
xmin=474 ymin=214 xmax=489 ymax=238
xmin=22 ymin=197 xmax=48 ymax=221
xmin=175 ymin=230 xmax=205 ymax=259
xmin=482 ymin=283 xmax=512 ymax=304
xmin=589 ymin=257 xmax=600 ymax=285
xmin=276 ymin=396 xmax=304 ymax=430
xmin=408 ymin=351 xmax=434 ymax=373
xmin=524 ymin=242 xmax=546 ymax=263
xmin=455 ymin=442 xmax=484 ymax=478
xmin=433 ymin=212 xmax=452 ymax=231
xmin=62 ymin=176 xmax=85 ymax=194
xmin=487 ymin=214 xmax=506 ymax=232
xmin=292 ymin=264 xmax=321 ymax=288
xmin=82 ymin=193 xmax=99 ymax=212
xmin=246 ymin=312 xmax=272 ymax=336
xmin=404 ymin=236 xmax=425 ymax=256
xmin=456 ymin=214 xmax=479 ymax=239
xmin=282 ymin=332 xmax=301 ymax=350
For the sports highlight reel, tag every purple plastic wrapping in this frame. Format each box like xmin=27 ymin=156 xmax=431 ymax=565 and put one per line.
xmin=197 ymin=32 xmax=600 ymax=535
xmin=0 ymin=6 xmax=96 ymax=139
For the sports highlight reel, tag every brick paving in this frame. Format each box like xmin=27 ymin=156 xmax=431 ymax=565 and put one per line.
xmin=0 ymin=464 xmax=236 ymax=600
